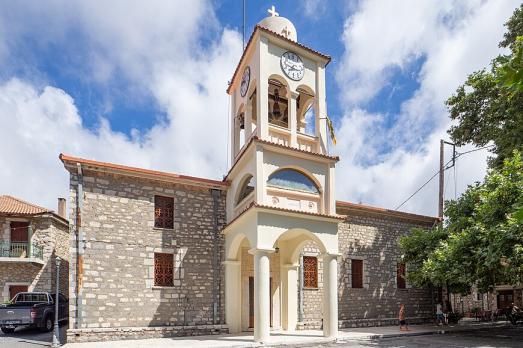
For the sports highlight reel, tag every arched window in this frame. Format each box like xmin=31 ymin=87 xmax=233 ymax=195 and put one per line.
xmin=267 ymin=169 xmax=319 ymax=194
xmin=237 ymin=175 xmax=255 ymax=204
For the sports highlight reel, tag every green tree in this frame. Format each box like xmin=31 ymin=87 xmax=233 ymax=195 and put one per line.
xmin=446 ymin=5 xmax=523 ymax=168
xmin=400 ymin=152 xmax=523 ymax=294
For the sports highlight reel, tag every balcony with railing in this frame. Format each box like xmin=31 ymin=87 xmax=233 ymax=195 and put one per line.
xmin=0 ymin=241 xmax=44 ymax=264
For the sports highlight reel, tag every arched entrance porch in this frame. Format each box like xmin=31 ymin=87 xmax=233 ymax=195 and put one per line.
xmin=224 ymin=226 xmax=339 ymax=344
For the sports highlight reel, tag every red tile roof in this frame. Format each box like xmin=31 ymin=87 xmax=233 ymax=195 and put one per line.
xmin=336 ymin=200 xmax=440 ymax=225
xmin=0 ymin=195 xmax=51 ymax=215
xmin=60 ymin=154 xmax=229 ymax=189
xmin=227 ymin=25 xmax=331 ymax=94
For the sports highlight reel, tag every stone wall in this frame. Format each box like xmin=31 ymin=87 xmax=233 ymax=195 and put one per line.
xmin=296 ymin=212 xmax=434 ymax=329
xmin=66 ymin=170 xmax=227 ymax=342
xmin=300 ymin=241 xmax=323 ymax=329
xmin=0 ymin=215 xmax=69 ymax=302
xmin=336 ymin=212 xmax=434 ymax=328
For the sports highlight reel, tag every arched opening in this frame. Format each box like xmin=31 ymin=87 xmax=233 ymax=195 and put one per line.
xmin=267 ymin=168 xmax=319 ymax=194
xmin=266 ymin=168 xmax=321 ymax=213
xmin=297 ymin=86 xmax=316 ymax=136
xmin=236 ymin=175 xmax=255 ymax=205
xmin=249 ymin=87 xmax=257 ymax=136
xmin=268 ymin=78 xmax=289 ymax=128
xmin=272 ymin=228 xmax=328 ymax=331
xmin=235 ymin=104 xmax=246 ymax=152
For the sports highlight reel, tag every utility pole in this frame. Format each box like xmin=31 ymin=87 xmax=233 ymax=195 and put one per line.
xmin=438 ymin=140 xmax=456 ymax=313
xmin=438 ymin=139 xmax=445 ymax=219
xmin=438 ymin=140 xmax=456 ymax=219
xmin=52 ymin=256 xmax=61 ymax=348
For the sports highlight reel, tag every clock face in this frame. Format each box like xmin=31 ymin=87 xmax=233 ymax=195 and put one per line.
xmin=280 ymin=51 xmax=304 ymax=81
xmin=240 ymin=66 xmax=250 ymax=97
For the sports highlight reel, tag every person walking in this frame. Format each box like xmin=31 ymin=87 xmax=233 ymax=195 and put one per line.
xmin=436 ymin=303 xmax=444 ymax=325
xmin=399 ymin=303 xmax=409 ymax=331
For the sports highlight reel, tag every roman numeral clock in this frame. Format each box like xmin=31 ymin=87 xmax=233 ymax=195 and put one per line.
xmin=280 ymin=51 xmax=304 ymax=81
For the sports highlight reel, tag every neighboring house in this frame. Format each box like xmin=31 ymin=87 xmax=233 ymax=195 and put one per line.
xmin=451 ymin=285 xmax=523 ymax=315
xmin=0 ymin=195 xmax=69 ymax=302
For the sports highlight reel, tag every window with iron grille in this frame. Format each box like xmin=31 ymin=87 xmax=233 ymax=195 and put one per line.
xmin=154 ymin=195 xmax=174 ymax=229
xmin=397 ymin=262 xmax=406 ymax=289
xmin=154 ymin=253 xmax=174 ymax=287
xmin=351 ymin=259 xmax=363 ymax=288
xmin=303 ymin=256 xmax=318 ymax=288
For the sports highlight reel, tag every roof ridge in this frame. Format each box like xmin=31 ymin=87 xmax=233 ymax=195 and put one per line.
xmin=59 ymin=153 xmax=229 ymax=189
xmin=0 ymin=195 xmax=51 ymax=212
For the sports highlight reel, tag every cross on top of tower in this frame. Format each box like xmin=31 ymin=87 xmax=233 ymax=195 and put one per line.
xmin=268 ymin=5 xmax=279 ymax=17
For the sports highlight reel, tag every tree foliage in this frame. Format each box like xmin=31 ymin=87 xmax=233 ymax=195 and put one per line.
xmin=445 ymin=5 xmax=523 ymax=168
xmin=400 ymin=152 xmax=523 ymax=294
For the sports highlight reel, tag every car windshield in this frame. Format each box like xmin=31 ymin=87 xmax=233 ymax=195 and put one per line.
xmin=15 ymin=293 xmax=48 ymax=303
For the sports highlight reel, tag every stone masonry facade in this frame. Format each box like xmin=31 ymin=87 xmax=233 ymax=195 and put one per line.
xmin=66 ymin=170 xmax=227 ymax=342
xmin=0 ymin=214 xmax=69 ymax=302
xmin=64 ymin=167 xmax=438 ymax=342
xmin=298 ymin=211 xmax=435 ymax=330
xmin=336 ymin=211 xmax=434 ymax=328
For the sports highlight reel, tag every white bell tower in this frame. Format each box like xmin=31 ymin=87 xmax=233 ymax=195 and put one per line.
xmin=223 ymin=7 xmax=340 ymax=344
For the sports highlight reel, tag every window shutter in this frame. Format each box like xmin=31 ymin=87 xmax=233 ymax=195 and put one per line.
xmin=351 ymin=259 xmax=363 ymax=288
xmin=154 ymin=253 xmax=174 ymax=286
xmin=154 ymin=196 xmax=174 ymax=229
xmin=10 ymin=221 xmax=29 ymax=242
xmin=397 ymin=262 xmax=406 ymax=289
xmin=303 ymin=256 xmax=318 ymax=288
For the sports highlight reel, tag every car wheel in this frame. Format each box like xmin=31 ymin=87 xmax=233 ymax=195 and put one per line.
xmin=41 ymin=316 xmax=54 ymax=332
xmin=1 ymin=327 xmax=15 ymax=334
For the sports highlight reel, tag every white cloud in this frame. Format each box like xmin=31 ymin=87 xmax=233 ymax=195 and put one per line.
xmin=0 ymin=1 xmax=242 ymax=210
xmin=334 ymin=0 xmax=519 ymax=215
xmin=0 ymin=0 xmax=518 ymax=218
xmin=303 ymin=0 xmax=326 ymax=20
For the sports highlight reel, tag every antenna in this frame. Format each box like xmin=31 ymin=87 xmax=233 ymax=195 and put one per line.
xmin=242 ymin=0 xmax=246 ymax=48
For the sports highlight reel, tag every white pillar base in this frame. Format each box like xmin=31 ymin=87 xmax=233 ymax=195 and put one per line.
xmin=322 ymin=254 xmax=338 ymax=338
xmin=251 ymin=248 xmax=273 ymax=343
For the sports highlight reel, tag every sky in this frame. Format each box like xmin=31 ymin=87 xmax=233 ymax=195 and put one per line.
xmin=0 ymin=0 xmax=519 ymax=216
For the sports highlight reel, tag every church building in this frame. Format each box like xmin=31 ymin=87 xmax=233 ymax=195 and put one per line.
xmin=61 ymin=9 xmax=439 ymax=344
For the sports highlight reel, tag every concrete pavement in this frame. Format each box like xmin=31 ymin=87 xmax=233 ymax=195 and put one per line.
xmin=62 ymin=321 xmax=514 ymax=348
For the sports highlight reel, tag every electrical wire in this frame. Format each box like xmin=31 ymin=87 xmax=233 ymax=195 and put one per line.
xmin=394 ymin=158 xmax=454 ymax=211
xmin=394 ymin=144 xmax=495 ymax=211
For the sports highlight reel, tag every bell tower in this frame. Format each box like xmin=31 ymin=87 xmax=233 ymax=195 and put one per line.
xmin=223 ymin=7 xmax=341 ymax=344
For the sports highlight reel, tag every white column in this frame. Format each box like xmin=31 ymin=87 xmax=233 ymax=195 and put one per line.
xmin=224 ymin=260 xmax=241 ymax=333
xmin=251 ymin=248 xmax=272 ymax=343
xmin=322 ymin=254 xmax=338 ymax=338
xmin=316 ymin=64 xmax=328 ymax=154
xmin=289 ymin=92 xmax=298 ymax=148
xmin=281 ymin=264 xmax=298 ymax=331
xmin=257 ymin=37 xmax=269 ymax=140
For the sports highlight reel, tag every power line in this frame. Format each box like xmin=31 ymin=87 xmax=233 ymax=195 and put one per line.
xmin=394 ymin=144 xmax=495 ymax=211
xmin=394 ymin=158 xmax=454 ymax=211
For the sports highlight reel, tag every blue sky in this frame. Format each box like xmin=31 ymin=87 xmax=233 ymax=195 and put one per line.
xmin=0 ymin=0 xmax=519 ymax=215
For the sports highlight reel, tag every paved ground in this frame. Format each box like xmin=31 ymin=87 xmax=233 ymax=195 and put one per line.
xmin=324 ymin=326 xmax=523 ymax=347
xmin=61 ymin=322 xmax=517 ymax=348
xmin=4 ymin=322 xmax=518 ymax=348
xmin=0 ymin=323 xmax=67 ymax=348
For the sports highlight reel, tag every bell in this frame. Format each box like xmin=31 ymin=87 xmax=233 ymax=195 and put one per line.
xmin=238 ymin=114 xmax=245 ymax=129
